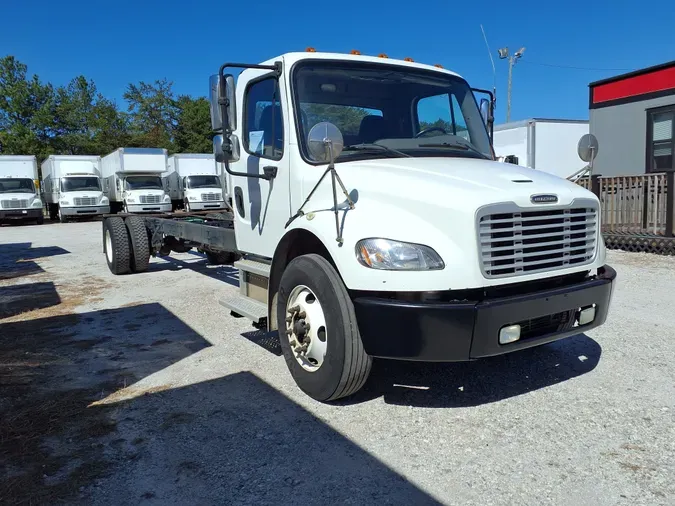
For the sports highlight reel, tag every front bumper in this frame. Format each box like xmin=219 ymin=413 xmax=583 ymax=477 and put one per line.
xmin=60 ymin=205 xmax=110 ymax=216
xmin=126 ymin=203 xmax=171 ymax=213
xmin=187 ymin=201 xmax=226 ymax=211
xmin=353 ymin=265 xmax=616 ymax=361
xmin=0 ymin=208 xmax=43 ymax=220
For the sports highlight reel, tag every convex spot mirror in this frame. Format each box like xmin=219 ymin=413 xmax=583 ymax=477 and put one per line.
xmin=307 ymin=122 xmax=344 ymax=163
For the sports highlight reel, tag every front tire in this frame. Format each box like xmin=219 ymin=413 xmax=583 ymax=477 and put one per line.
xmin=103 ymin=217 xmax=131 ymax=275
xmin=58 ymin=206 xmax=66 ymax=223
xmin=276 ymin=254 xmax=372 ymax=402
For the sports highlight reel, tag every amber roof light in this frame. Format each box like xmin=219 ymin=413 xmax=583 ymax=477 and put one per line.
xmin=404 ymin=57 xmax=414 ymax=62
xmin=306 ymin=47 xmax=316 ymax=52
xmin=350 ymin=49 xmax=361 ymax=55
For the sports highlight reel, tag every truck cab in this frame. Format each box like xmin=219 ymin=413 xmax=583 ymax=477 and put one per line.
xmin=164 ymin=153 xmax=226 ymax=212
xmin=101 ymin=50 xmax=615 ymax=403
xmin=0 ymin=155 xmax=44 ymax=225
xmin=41 ymin=155 xmax=110 ymax=222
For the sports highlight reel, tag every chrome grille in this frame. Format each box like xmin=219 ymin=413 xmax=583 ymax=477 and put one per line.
xmin=201 ymin=193 xmax=221 ymax=201
xmin=139 ymin=195 xmax=161 ymax=204
xmin=1 ymin=199 xmax=29 ymax=209
xmin=74 ymin=197 xmax=97 ymax=206
xmin=478 ymin=203 xmax=598 ymax=278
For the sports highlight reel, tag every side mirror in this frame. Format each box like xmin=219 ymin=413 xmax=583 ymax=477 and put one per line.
xmin=480 ymin=98 xmax=494 ymax=126
xmin=213 ymin=133 xmax=240 ymax=163
xmin=307 ymin=122 xmax=344 ymax=164
xmin=209 ymin=74 xmax=237 ymax=132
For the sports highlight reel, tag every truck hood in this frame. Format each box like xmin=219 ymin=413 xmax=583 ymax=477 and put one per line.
xmin=298 ymin=155 xmax=603 ymax=292
xmin=0 ymin=192 xmax=38 ymax=202
xmin=340 ymin=156 xmax=590 ymax=210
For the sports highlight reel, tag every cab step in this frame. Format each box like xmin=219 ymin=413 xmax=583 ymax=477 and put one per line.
xmin=219 ymin=295 xmax=267 ymax=323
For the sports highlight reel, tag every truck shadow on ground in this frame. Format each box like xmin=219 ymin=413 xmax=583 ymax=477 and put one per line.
xmin=0 ymin=281 xmax=61 ymax=319
xmin=144 ymin=252 xmax=239 ymax=287
xmin=346 ymin=333 xmax=602 ymax=408
xmin=0 ymin=242 xmax=70 ymax=281
xmin=0 ymin=303 xmax=440 ymax=506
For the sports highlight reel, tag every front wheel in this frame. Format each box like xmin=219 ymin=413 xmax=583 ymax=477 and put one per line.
xmin=276 ymin=254 xmax=372 ymax=402
xmin=185 ymin=201 xmax=191 ymax=212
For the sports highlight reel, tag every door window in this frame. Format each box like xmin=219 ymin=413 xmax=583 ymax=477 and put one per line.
xmin=244 ymin=77 xmax=284 ymax=160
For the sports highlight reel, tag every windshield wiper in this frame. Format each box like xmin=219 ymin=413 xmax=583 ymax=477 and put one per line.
xmin=342 ymin=144 xmax=412 ymax=158
xmin=419 ymin=142 xmax=487 ymax=158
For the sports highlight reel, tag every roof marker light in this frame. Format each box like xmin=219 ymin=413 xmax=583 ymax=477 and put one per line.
xmin=378 ymin=53 xmax=388 ymax=58
xmin=404 ymin=57 xmax=414 ymax=62
xmin=350 ymin=49 xmax=361 ymax=55
xmin=434 ymin=64 xmax=444 ymax=68
xmin=306 ymin=47 xmax=316 ymax=52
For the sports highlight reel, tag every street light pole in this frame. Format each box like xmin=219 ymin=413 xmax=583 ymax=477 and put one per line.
xmin=498 ymin=47 xmax=525 ymax=123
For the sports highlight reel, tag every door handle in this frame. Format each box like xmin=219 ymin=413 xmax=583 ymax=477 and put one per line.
xmin=262 ymin=166 xmax=277 ymax=180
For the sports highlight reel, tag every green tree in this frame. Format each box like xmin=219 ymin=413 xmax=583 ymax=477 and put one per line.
xmin=123 ymin=78 xmax=177 ymax=149
xmin=0 ymin=55 xmax=56 ymax=160
xmin=173 ymin=96 xmax=213 ymax=153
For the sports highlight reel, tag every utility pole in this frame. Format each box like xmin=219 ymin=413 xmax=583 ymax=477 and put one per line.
xmin=498 ymin=47 xmax=525 ymax=123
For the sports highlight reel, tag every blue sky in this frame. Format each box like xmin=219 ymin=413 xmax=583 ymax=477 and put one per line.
xmin=2 ymin=0 xmax=674 ymax=124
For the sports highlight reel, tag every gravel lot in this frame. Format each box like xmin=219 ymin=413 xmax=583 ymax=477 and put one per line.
xmin=1 ymin=220 xmax=674 ymax=505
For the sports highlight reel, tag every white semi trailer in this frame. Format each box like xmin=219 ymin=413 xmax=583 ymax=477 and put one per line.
xmin=0 ymin=155 xmax=44 ymax=225
xmin=164 ymin=153 xmax=226 ymax=212
xmin=101 ymin=51 xmax=616 ymax=402
xmin=101 ymin=148 xmax=171 ymax=214
xmin=41 ymin=155 xmax=110 ymax=222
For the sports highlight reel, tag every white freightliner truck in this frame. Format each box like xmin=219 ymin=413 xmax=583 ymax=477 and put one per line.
xmin=164 ymin=153 xmax=226 ymax=212
xmin=41 ymin=155 xmax=110 ymax=222
xmin=101 ymin=51 xmax=616 ymax=402
xmin=101 ymin=147 xmax=171 ymax=214
xmin=0 ymin=155 xmax=44 ymax=225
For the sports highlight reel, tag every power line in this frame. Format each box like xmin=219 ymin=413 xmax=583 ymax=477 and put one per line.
xmin=519 ymin=60 xmax=634 ymax=72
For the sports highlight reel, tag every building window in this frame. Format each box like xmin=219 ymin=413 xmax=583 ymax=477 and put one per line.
xmin=647 ymin=106 xmax=675 ymax=172
xmin=243 ymin=77 xmax=283 ymax=160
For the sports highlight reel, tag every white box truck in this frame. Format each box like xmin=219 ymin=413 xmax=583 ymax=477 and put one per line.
xmin=101 ymin=51 xmax=615 ymax=403
xmin=101 ymin=148 xmax=171 ymax=214
xmin=164 ymin=153 xmax=226 ymax=212
xmin=493 ymin=118 xmax=589 ymax=179
xmin=41 ymin=155 xmax=110 ymax=222
xmin=0 ymin=155 xmax=44 ymax=225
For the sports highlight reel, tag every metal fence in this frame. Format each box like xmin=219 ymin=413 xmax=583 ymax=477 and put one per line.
xmin=576 ymin=173 xmax=673 ymax=236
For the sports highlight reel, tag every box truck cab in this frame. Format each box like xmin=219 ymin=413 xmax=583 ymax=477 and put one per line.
xmin=41 ymin=155 xmax=110 ymax=222
xmin=164 ymin=153 xmax=226 ymax=211
xmin=0 ymin=155 xmax=44 ymax=225
xmin=101 ymin=148 xmax=171 ymax=214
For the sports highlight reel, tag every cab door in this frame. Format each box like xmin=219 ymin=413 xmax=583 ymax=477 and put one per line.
xmin=228 ymin=66 xmax=291 ymax=257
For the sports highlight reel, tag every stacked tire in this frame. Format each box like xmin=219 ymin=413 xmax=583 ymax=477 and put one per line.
xmin=103 ymin=216 xmax=150 ymax=275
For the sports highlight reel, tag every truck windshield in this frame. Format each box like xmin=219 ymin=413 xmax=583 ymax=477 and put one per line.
xmin=0 ymin=178 xmax=35 ymax=193
xmin=186 ymin=176 xmax=221 ymax=189
xmin=62 ymin=177 xmax=100 ymax=192
xmin=125 ymin=176 xmax=162 ymax=190
xmin=293 ymin=60 xmax=492 ymax=162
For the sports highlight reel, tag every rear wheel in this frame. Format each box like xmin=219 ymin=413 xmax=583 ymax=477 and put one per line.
xmin=103 ymin=217 xmax=131 ymax=275
xmin=125 ymin=216 xmax=150 ymax=272
xmin=276 ymin=254 xmax=372 ymax=402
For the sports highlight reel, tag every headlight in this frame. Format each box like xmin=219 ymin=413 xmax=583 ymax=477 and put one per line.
xmin=100 ymin=196 xmax=109 ymax=204
xmin=163 ymin=195 xmax=171 ymax=202
xmin=32 ymin=199 xmax=44 ymax=207
xmin=355 ymin=238 xmax=444 ymax=270
xmin=188 ymin=196 xmax=197 ymax=201
xmin=59 ymin=200 xmax=69 ymax=206
xmin=126 ymin=198 xmax=135 ymax=203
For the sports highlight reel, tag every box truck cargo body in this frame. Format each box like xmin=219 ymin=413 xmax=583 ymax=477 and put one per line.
xmin=493 ymin=119 xmax=589 ymax=179
xmin=101 ymin=148 xmax=171 ymax=214
xmin=41 ymin=155 xmax=109 ymax=222
xmin=0 ymin=155 xmax=44 ymax=224
xmin=164 ymin=153 xmax=226 ymax=211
